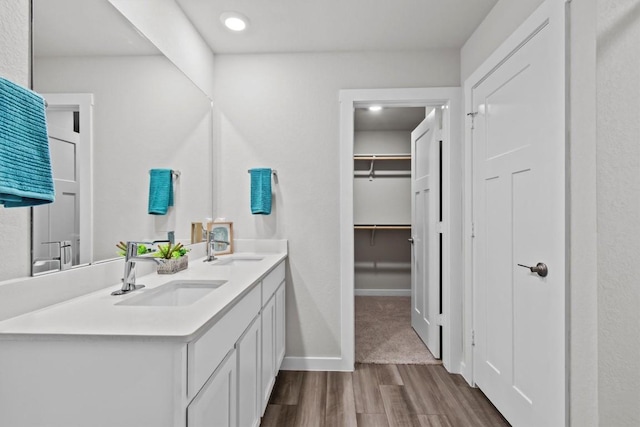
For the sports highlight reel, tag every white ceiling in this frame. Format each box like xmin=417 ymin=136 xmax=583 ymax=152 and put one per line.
xmin=176 ymin=0 xmax=498 ymax=54
xmin=33 ymin=0 xmax=497 ymax=58
xmin=33 ymin=0 xmax=159 ymax=57
xmin=355 ymin=107 xmax=427 ymax=132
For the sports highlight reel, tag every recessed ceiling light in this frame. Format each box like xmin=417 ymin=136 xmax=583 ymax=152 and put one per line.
xmin=369 ymin=105 xmax=383 ymax=112
xmin=220 ymin=12 xmax=249 ymax=32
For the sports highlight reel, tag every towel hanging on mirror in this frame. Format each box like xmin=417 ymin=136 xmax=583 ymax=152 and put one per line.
xmin=0 ymin=77 xmax=54 ymax=207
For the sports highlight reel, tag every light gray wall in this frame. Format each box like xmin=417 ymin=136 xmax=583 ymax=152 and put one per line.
xmin=355 ymin=229 xmax=411 ymax=291
xmin=596 ymin=0 xmax=640 ymax=424
xmin=0 ymin=0 xmax=31 ymax=282
xmin=212 ymin=50 xmax=459 ymax=358
xmin=569 ymin=0 xmax=599 ymax=425
xmin=354 ymin=131 xmax=412 ymax=226
xmin=354 ymin=130 xmax=411 ymax=154
xmin=460 ymin=0 xmax=545 ymax=81
xmin=34 ymin=55 xmax=212 ymax=260
xmin=109 ymin=0 xmax=216 ymax=100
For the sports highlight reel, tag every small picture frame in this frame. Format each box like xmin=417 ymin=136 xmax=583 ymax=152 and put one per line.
xmin=211 ymin=222 xmax=233 ymax=255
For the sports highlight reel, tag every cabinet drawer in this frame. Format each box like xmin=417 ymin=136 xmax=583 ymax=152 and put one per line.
xmin=262 ymin=261 xmax=285 ymax=305
xmin=188 ymin=284 xmax=261 ymax=399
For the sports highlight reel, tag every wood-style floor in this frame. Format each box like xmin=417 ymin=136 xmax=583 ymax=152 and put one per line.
xmin=261 ymin=364 xmax=510 ymax=427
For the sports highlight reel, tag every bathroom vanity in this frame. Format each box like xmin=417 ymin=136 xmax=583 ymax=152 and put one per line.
xmin=0 ymin=245 xmax=287 ymax=427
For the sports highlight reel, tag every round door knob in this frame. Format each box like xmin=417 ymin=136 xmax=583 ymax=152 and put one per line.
xmin=408 ymin=238 xmax=414 ymax=244
xmin=517 ymin=262 xmax=548 ymax=277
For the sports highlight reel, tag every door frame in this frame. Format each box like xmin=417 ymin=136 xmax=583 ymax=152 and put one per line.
xmin=339 ymin=87 xmax=462 ymax=372
xmin=33 ymin=93 xmax=94 ymax=268
xmin=462 ymin=0 xmax=568 ymax=409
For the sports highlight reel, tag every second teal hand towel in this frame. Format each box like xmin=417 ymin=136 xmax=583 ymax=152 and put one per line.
xmin=148 ymin=169 xmax=173 ymax=215
xmin=250 ymin=168 xmax=272 ymax=215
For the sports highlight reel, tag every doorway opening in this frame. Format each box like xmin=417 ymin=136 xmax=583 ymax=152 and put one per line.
xmin=353 ymin=105 xmax=443 ymax=366
xmin=339 ymin=88 xmax=462 ymax=374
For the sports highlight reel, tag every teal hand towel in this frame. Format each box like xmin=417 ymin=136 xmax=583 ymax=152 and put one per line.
xmin=0 ymin=77 xmax=54 ymax=207
xmin=250 ymin=168 xmax=272 ymax=215
xmin=148 ymin=169 xmax=174 ymax=215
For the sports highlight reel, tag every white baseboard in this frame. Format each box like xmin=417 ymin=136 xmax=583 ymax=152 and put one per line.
xmin=354 ymin=289 xmax=411 ymax=297
xmin=280 ymin=356 xmax=352 ymax=372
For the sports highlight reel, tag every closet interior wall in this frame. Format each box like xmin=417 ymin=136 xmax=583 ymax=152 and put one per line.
xmin=353 ymin=107 xmax=426 ymax=295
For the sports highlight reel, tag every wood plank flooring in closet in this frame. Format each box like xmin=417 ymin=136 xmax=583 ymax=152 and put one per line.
xmin=261 ymin=364 xmax=511 ymax=427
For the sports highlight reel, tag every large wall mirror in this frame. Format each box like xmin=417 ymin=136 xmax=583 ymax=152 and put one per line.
xmin=31 ymin=0 xmax=213 ymax=274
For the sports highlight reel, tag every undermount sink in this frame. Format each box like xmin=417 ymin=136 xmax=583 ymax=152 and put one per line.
xmin=211 ymin=256 xmax=264 ymax=266
xmin=116 ymin=280 xmax=227 ymax=307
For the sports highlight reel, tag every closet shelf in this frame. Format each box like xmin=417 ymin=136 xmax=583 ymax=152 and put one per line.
xmin=354 ymin=154 xmax=411 ymax=180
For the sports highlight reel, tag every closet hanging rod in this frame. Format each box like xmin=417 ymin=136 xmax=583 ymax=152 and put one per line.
xmin=353 ymin=153 xmax=411 ymax=158
xmin=354 ymin=225 xmax=411 ymax=230
xmin=354 ymin=171 xmax=411 ymax=177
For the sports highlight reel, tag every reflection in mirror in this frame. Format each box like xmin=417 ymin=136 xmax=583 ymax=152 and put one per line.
xmin=32 ymin=0 xmax=213 ymax=275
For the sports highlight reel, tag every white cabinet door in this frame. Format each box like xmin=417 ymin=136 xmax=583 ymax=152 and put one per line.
xmin=275 ymin=282 xmax=286 ymax=370
xmin=260 ymin=296 xmax=276 ymax=413
xmin=237 ymin=315 xmax=261 ymax=427
xmin=188 ymin=349 xmax=237 ymax=427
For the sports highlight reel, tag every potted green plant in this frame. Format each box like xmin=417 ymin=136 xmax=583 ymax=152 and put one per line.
xmin=116 ymin=241 xmax=150 ymax=257
xmin=154 ymin=242 xmax=190 ymax=274
xmin=116 ymin=241 xmax=190 ymax=274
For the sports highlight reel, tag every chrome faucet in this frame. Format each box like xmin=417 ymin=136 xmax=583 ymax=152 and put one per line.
xmin=111 ymin=240 xmax=169 ymax=296
xmin=203 ymin=231 xmax=230 ymax=262
xmin=33 ymin=240 xmax=73 ymax=271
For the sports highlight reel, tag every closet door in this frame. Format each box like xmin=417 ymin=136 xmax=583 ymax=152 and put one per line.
xmin=410 ymin=109 xmax=441 ymax=358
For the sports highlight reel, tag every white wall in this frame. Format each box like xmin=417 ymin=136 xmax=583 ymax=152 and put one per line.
xmin=460 ymin=0 xmax=545 ymax=81
xmin=354 ymin=230 xmax=411 ymax=292
xmin=596 ymin=0 xmax=640 ymax=424
xmin=109 ymin=0 xmax=215 ymax=100
xmin=34 ymin=55 xmax=212 ymax=261
xmin=212 ymin=50 xmax=459 ymax=359
xmin=0 ymin=0 xmax=31 ymax=282
xmin=354 ymin=130 xmax=411 ymax=154
xmin=569 ymin=0 xmax=599 ymax=425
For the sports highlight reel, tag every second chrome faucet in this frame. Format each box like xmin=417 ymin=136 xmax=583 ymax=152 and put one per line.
xmin=203 ymin=231 xmax=230 ymax=262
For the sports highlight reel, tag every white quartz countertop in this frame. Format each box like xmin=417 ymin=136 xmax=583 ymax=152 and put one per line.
xmin=0 ymin=251 xmax=287 ymax=342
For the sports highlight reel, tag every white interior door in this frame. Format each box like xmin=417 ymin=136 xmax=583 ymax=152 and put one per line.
xmin=32 ymin=125 xmax=80 ymax=273
xmin=471 ymin=1 xmax=565 ymax=425
xmin=411 ymin=109 xmax=441 ymax=358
